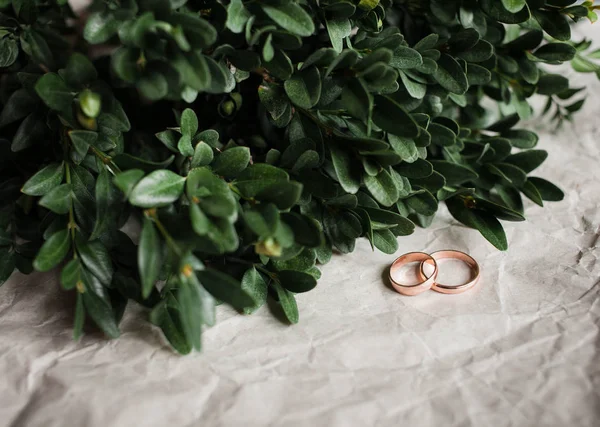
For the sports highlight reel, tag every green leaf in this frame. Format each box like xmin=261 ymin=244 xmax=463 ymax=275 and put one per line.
xmin=198 ymin=268 xmax=254 ymax=311
xmin=190 ymin=203 xmax=210 ymax=236
xmin=21 ymin=29 xmax=53 ymax=67
xmin=446 ymin=197 xmax=508 ymax=250
xmin=114 ymin=169 xmax=145 ymax=197
xmin=33 ymin=229 xmax=70 ymax=272
xmin=533 ymin=10 xmax=570 ymax=41
xmin=0 ymin=37 xmax=19 ymax=68
xmin=137 ymin=71 xmax=168 ymax=101
xmin=64 ymin=53 xmax=98 ymax=87
xmin=81 ymin=282 xmax=120 ymax=339
xmin=428 ymin=123 xmax=457 ymax=147
xmin=502 ymin=130 xmax=538 ymax=149
xmin=406 ymin=190 xmax=438 ymax=216
xmin=433 ymin=54 xmax=468 ymax=95
xmin=487 ymin=163 xmax=527 ymax=187
xmin=399 ymin=71 xmax=427 ymax=99
xmin=536 ymin=74 xmax=569 ymax=95
xmin=69 ymin=130 xmax=96 ymax=157
xmin=457 ymin=40 xmax=494 ymax=63
xmin=330 ymin=144 xmax=361 ymax=194
xmin=91 ymin=168 xmax=122 ymax=240
xmin=284 ymin=67 xmax=321 ymax=109
xmin=0 ymin=89 xmax=36 ymax=128
xmin=390 ymin=46 xmax=423 ymax=69
xmin=84 ymin=11 xmax=119 ymax=43
xmin=22 ymin=162 xmax=64 ymax=196
xmin=73 ymin=293 xmax=85 ymax=341
xmin=180 ymin=108 xmax=198 ymax=137
xmin=191 ymin=141 xmax=214 ymax=168
xmin=77 ymin=238 xmax=113 ymax=285
xmin=11 ymin=112 xmax=46 ymax=152
xmin=480 ymin=0 xmax=530 ymax=24
xmin=389 ymin=135 xmax=419 ymax=163
xmin=226 ymin=0 xmax=251 ymax=34
xmin=187 ymin=167 xmax=237 ymax=218
xmin=532 ymin=43 xmax=576 ymax=63
xmin=39 ymin=184 xmax=71 ymax=215
xmin=241 ymin=267 xmax=268 ymax=314
xmin=505 ymin=150 xmax=548 ymax=173
xmin=262 ymin=3 xmax=315 ymax=37
xmin=259 ymin=82 xmax=290 ymax=120
xmin=278 ymin=270 xmax=317 ymax=293
xmin=501 ymin=0 xmax=526 ymax=14
xmin=521 ymin=180 xmax=544 ymax=206
xmin=364 ymin=169 xmax=399 ymax=207
xmin=212 ymin=146 xmax=251 ymax=178
xmin=61 ymin=259 xmax=82 ymax=290
xmin=0 ymin=230 xmax=11 ymax=247
xmin=430 ymin=161 xmax=478 ymax=185
xmin=235 ymin=164 xmax=289 ymax=195
xmin=139 ymin=217 xmax=162 ymax=299
xmin=327 ymin=18 xmax=351 ymax=53
xmin=150 ymin=299 xmax=191 ymax=355
xmin=244 ymin=203 xmax=279 ymax=237
xmin=35 ymin=73 xmax=74 ymax=112
xmin=341 ymin=78 xmax=371 ymax=120
xmin=270 ymin=281 xmax=299 ymax=324
xmin=256 ymin=181 xmax=303 ymax=210
xmin=170 ymin=12 xmax=217 ymax=49
xmin=528 ymin=177 xmax=564 ymax=201
xmin=372 ymin=96 xmax=419 ymax=138
xmin=281 ymin=212 xmax=322 ymax=248
xmin=177 ymin=275 xmax=207 ymax=351
xmin=0 ymin=248 xmax=15 ymax=287
xmin=178 ymin=134 xmax=194 ymax=157
xmin=129 ymin=170 xmax=186 ymax=208
xmin=373 ymin=229 xmax=399 ymax=254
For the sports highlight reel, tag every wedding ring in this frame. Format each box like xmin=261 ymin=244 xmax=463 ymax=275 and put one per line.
xmin=422 ymin=250 xmax=480 ymax=294
xmin=389 ymin=252 xmax=438 ymax=296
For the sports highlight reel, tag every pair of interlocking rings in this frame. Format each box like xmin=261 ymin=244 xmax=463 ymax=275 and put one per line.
xmin=389 ymin=250 xmax=480 ymax=296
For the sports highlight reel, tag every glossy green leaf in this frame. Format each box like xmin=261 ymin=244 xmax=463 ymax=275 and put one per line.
xmin=278 ymin=270 xmax=317 ymax=293
xmin=129 ymin=170 xmax=186 ymax=208
xmin=77 ymin=238 xmax=113 ymax=285
xmin=33 ymin=229 xmax=70 ymax=272
xmin=372 ymin=96 xmax=419 ymax=138
xmin=212 ymin=147 xmax=251 ymax=178
xmin=240 ymin=267 xmax=268 ymax=314
xmin=35 ymin=73 xmax=74 ymax=112
xmin=198 ymin=268 xmax=254 ymax=311
xmin=364 ymin=169 xmax=399 ymax=207
xmin=262 ymin=3 xmax=315 ymax=37
xmin=270 ymin=281 xmax=299 ymax=324
xmin=446 ymin=197 xmax=508 ymax=250
xmin=22 ymin=162 xmax=64 ymax=196
xmin=139 ymin=217 xmax=161 ymax=299
xmin=285 ymin=67 xmax=321 ymax=109
xmin=114 ymin=169 xmax=145 ymax=197
xmin=39 ymin=184 xmax=71 ymax=215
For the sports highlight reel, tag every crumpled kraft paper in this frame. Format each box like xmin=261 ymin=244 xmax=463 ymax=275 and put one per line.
xmin=1 ymin=15 xmax=599 ymax=427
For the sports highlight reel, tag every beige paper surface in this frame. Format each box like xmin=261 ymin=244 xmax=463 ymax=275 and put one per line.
xmin=1 ymin=15 xmax=599 ymax=427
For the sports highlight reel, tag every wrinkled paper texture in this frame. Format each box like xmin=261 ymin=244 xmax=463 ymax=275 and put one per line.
xmin=1 ymin=15 xmax=599 ymax=427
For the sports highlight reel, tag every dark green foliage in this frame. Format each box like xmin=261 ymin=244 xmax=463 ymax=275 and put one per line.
xmin=0 ymin=0 xmax=594 ymax=353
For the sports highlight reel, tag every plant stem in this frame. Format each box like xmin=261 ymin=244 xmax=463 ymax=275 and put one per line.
xmin=147 ymin=209 xmax=182 ymax=257
xmin=64 ymin=163 xmax=77 ymax=243
xmin=90 ymin=147 xmax=122 ymax=175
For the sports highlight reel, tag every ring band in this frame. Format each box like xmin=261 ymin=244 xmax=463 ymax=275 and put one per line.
xmin=421 ymin=250 xmax=480 ymax=294
xmin=389 ymin=252 xmax=438 ymax=296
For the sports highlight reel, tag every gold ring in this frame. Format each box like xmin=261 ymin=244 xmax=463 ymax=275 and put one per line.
xmin=389 ymin=252 xmax=438 ymax=296
xmin=421 ymin=250 xmax=480 ymax=294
